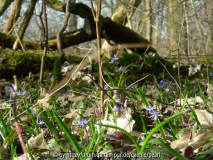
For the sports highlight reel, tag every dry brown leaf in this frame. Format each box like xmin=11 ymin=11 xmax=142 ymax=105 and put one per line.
xmin=195 ymin=109 xmax=213 ymax=126
xmin=38 ymin=93 xmax=50 ymax=109
xmin=189 ymin=126 xmax=213 ymax=150
xmin=62 ymin=110 xmax=80 ymax=126
xmin=28 ymin=130 xmax=47 ymax=150
xmin=67 ymin=95 xmax=85 ymax=102
xmin=171 ymin=130 xmax=192 ymax=151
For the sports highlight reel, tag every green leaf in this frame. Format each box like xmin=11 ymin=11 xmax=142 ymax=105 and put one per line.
xmin=140 ymin=111 xmax=186 ymax=153
xmin=155 ymin=138 xmax=189 ymax=160
xmin=41 ymin=112 xmax=59 ymax=141
xmin=53 ymin=111 xmax=82 ymax=153
xmin=137 ymin=88 xmax=149 ymax=107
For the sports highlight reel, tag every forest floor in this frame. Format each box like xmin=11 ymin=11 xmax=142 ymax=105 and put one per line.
xmin=0 ymin=50 xmax=213 ymax=160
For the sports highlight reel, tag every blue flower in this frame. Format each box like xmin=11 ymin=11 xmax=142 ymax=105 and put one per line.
xmin=124 ymin=99 xmax=127 ymax=108
xmin=8 ymin=84 xmax=26 ymax=96
xmin=109 ymin=54 xmax=119 ymax=64
xmin=186 ymin=106 xmax=194 ymax=111
xmin=133 ymin=84 xmax=137 ymax=88
xmin=113 ymin=105 xmax=122 ymax=112
xmin=16 ymin=90 xmax=26 ymax=96
xmin=160 ymin=80 xmax=168 ymax=87
xmin=115 ymin=67 xmax=123 ymax=72
xmin=145 ymin=105 xmax=155 ymax=112
xmin=36 ymin=120 xmax=45 ymax=125
xmin=210 ymin=72 xmax=213 ymax=79
xmin=173 ymin=110 xmax=178 ymax=114
xmin=8 ymin=84 xmax=15 ymax=93
xmin=50 ymin=76 xmax=54 ymax=81
xmin=149 ymin=110 xmax=163 ymax=120
xmin=77 ymin=119 xmax=90 ymax=127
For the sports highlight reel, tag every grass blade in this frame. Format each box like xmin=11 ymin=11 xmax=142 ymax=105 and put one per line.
xmin=53 ymin=110 xmax=82 ymax=153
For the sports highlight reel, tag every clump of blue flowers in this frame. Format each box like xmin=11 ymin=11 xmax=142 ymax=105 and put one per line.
xmin=159 ymin=80 xmax=168 ymax=88
xmin=109 ymin=54 xmax=119 ymax=64
xmin=8 ymin=84 xmax=26 ymax=96
xmin=145 ymin=105 xmax=163 ymax=120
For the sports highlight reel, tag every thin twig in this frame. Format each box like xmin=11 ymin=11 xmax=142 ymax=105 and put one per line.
xmin=177 ymin=15 xmax=185 ymax=107
xmin=155 ymin=60 xmax=181 ymax=91
xmin=12 ymin=76 xmax=28 ymax=160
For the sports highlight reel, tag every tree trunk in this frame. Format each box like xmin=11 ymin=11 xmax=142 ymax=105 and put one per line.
xmin=101 ymin=0 xmax=142 ymax=58
xmin=0 ymin=0 xmax=13 ymax=16
xmin=68 ymin=0 xmax=78 ymax=55
xmin=57 ymin=0 xmax=70 ymax=60
xmin=168 ymin=0 xmax=183 ymax=52
xmin=13 ymin=0 xmax=38 ymax=50
xmin=145 ymin=0 xmax=152 ymax=43
xmin=3 ymin=0 xmax=24 ymax=34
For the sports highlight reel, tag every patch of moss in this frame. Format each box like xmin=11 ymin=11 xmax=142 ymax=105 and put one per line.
xmin=196 ymin=57 xmax=213 ymax=65
xmin=67 ymin=55 xmax=83 ymax=63
xmin=0 ymin=49 xmax=86 ymax=80
xmin=90 ymin=52 xmax=177 ymax=85
xmin=52 ymin=0 xmax=65 ymax=5
xmin=53 ymin=58 xmax=62 ymax=84
xmin=90 ymin=52 xmax=190 ymax=85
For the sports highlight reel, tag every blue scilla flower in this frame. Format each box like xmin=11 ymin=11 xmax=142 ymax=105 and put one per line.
xmin=124 ymin=99 xmax=127 ymax=109
xmin=77 ymin=119 xmax=90 ymax=127
xmin=160 ymin=80 xmax=168 ymax=87
xmin=210 ymin=72 xmax=213 ymax=79
xmin=36 ymin=120 xmax=45 ymax=125
xmin=113 ymin=105 xmax=122 ymax=112
xmin=109 ymin=54 xmax=119 ymax=64
xmin=149 ymin=110 xmax=163 ymax=120
xmin=8 ymin=84 xmax=26 ymax=96
xmin=145 ymin=105 xmax=155 ymax=112
xmin=115 ymin=67 xmax=123 ymax=72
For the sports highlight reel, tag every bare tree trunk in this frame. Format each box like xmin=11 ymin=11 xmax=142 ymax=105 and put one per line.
xmin=68 ymin=0 xmax=78 ymax=55
xmin=0 ymin=0 xmax=13 ymax=16
xmin=190 ymin=0 xmax=205 ymax=55
xmin=39 ymin=0 xmax=48 ymax=85
xmin=206 ymin=0 xmax=213 ymax=54
xmin=102 ymin=0 xmax=142 ymax=58
xmin=57 ymin=0 xmax=70 ymax=59
xmin=13 ymin=0 xmax=38 ymax=50
xmin=183 ymin=1 xmax=190 ymax=59
xmin=168 ymin=0 xmax=183 ymax=53
xmin=3 ymin=0 xmax=24 ymax=34
xmin=90 ymin=0 xmax=104 ymax=118
xmin=145 ymin=0 xmax=152 ymax=43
